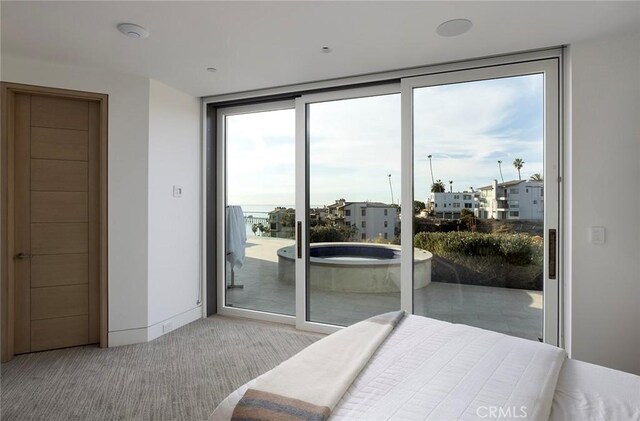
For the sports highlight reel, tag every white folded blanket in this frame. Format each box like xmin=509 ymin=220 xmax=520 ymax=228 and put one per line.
xmin=212 ymin=311 xmax=405 ymax=421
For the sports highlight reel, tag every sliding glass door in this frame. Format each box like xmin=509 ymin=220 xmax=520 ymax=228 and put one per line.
xmin=402 ymin=60 xmax=559 ymax=344
xmin=217 ymin=101 xmax=296 ymax=320
xmin=216 ymin=57 xmax=560 ymax=344
xmin=298 ymin=86 xmax=402 ymax=328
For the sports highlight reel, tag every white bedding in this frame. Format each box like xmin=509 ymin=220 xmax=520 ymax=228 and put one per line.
xmin=212 ymin=315 xmax=639 ymax=420
xmin=330 ymin=315 xmax=565 ymax=421
xmin=550 ymin=359 xmax=640 ymax=421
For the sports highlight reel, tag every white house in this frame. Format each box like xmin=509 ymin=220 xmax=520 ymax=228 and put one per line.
xmin=328 ymin=199 xmax=398 ymax=241
xmin=476 ymin=180 xmax=544 ymax=220
xmin=426 ymin=191 xmax=479 ymax=219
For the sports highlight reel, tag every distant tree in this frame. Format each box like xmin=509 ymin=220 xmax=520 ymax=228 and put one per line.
xmin=414 ymin=200 xmax=426 ymax=214
xmin=449 ymin=180 xmax=453 ymax=192
xmin=513 ymin=158 xmax=525 ymax=180
xmin=529 ymin=173 xmax=543 ymax=182
xmin=431 ymin=179 xmax=445 ymax=193
xmin=497 ymin=160 xmax=504 ymax=182
xmin=281 ymin=208 xmax=296 ymax=227
xmin=459 ymin=208 xmax=477 ymax=231
xmin=252 ymin=223 xmax=270 ymax=236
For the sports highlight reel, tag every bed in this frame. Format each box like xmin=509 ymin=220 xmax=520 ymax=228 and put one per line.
xmin=211 ymin=312 xmax=640 ymax=421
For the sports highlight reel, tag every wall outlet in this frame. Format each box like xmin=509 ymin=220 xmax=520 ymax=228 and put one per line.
xmin=162 ymin=321 xmax=173 ymax=333
xmin=173 ymin=185 xmax=183 ymax=198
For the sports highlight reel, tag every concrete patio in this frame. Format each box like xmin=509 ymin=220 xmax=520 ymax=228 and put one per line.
xmin=226 ymin=236 xmax=542 ymax=341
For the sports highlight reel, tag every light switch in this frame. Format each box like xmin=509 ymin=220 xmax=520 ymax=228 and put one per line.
xmin=173 ymin=185 xmax=183 ymax=198
xmin=590 ymin=226 xmax=605 ymax=245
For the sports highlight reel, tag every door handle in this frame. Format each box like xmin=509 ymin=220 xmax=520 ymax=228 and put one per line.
xmin=15 ymin=252 xmax=31 ymax=260
xmin=297 ymin=221 xmax=302 ymax=259
xmin=548 ymin=229 xmax=556 ymax=280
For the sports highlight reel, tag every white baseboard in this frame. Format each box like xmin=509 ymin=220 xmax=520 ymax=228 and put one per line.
xmin=108 ymin=306 xmax=203 ymax=347
xmin=108 ymin=326 xmax=148 ymax=347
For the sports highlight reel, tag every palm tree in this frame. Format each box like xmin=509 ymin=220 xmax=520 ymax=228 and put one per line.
xmin=497 ymin=160 xmax=504 ymax=183
xmin=529 ymin=173 xmax=543 ymax=181
xmin=388 ymin=174 xmax=394 ymax=205
xmin=513 ymin=158 xmax=525 ymax=180
xmin=449 ymin=180 xmax=453 ymax=193
xmin=427 ymin=155 xmax=435 ymax=185
xmin=431 ymin=179 xmax=445 ymax=193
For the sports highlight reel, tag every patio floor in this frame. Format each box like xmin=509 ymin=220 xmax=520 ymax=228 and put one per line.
xmin=226 ymin=236 xmax=542 ymax=341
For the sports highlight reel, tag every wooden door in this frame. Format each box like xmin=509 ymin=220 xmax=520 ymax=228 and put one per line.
xmin=12 ymin=93 xmax=101 ymax=353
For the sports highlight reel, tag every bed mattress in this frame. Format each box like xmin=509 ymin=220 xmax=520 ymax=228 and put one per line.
xmin=212 ymin=314 xmax=640 ymax=420
xmin=330 ymin=315 xmax=565 ymax=420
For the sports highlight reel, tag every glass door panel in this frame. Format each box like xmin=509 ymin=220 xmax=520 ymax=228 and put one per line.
xmin=405 ymin=62 xmax=559 ymax=344
xmin=222 ymin=104 xmax=296 ymax=316
xmin=305 ymin=90 xmax=401 ymax=326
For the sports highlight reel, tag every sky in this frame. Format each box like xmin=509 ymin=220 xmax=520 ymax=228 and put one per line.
xmin=226 ymin=73 xmax=543 ymax=207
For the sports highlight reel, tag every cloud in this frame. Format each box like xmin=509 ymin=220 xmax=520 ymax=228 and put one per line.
xmin=226 ymin=74 xmax=545 ymax=206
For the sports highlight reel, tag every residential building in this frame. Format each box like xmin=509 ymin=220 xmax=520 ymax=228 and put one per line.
xmin=426 ymin=191 xmax=479 ymax=219
xmin=476 ymin=180 xmax=544 ymax=220
xmin=268 ymin=207 xmax=295 ymax=238
xmin=327 ymin=199 xmax=398 ymax=241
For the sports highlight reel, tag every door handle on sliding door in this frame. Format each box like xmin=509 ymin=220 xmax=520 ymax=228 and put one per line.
xmin=548 ymin=229 xmax=556 ymax=279
xmin=297 ymin=221 xmax=302 ymax=259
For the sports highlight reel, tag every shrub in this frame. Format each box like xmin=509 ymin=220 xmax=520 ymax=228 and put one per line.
xmin=414 ymin=231 xmax=544 ymax=289
xmin=414 ymin=231 xmax=541 ymax=266
xmin=309 ymin=225 xmax=355 ymax=243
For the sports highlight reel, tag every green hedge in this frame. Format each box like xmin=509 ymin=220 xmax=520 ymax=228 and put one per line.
xmin=414 ymin=231 xmax=542 ymax=266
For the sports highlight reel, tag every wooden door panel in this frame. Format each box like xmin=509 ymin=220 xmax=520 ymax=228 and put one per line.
xmin=31 ymin=223 xmax=88 ymax=255
xmin=6 ymin=87 xmax=103 ymax=360
xmin=31 ymin=285 xmax=88 ymax=320
xmin=31 ymin=96 xmax=88 ymax=130
xmin=14 ymin=93 xmax=32 ymax=354
xmin=31 ymin=127 xmax=88 ymax=161
xmin=31 ymin=254 xmax=88 ymax=288
xmin=31 ymin=159 xmax=88 ymax=192
xmin=31 ymin=316 xmax=89 ymax=352
xmin=31 ymin=192 xmax=88 ymax=222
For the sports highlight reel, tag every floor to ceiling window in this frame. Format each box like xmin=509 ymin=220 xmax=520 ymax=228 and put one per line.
xmin=410 ymin=73 xmax=547 ymax=342
xmin=218 ymin=101 xmax=296 ymax=317
xmin=304 ymin=88 xmax=401 ymax=326
xmin=213 ymin=53 xmax=560 ymax=343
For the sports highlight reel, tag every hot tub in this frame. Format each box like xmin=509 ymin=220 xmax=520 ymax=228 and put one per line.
xmin=277 ymin=242 xmax=432 ymax=293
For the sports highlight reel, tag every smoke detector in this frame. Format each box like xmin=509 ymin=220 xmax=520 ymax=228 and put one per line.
xmin=117 ymin=23 xmax=149 ymax=39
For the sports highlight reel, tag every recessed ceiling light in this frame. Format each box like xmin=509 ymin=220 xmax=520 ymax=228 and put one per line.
xmin=206 ymin=67 xmax=217 ymax=73
xmin=321 ymin=46 xmax=332 ymax=54
xmin=436 ymin=19 xmax=473 ymax=37
xmin=117 ymin=23 xmax=149 ymax=39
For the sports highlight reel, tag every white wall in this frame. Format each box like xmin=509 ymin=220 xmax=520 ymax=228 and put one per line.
xmin=1 ymin=55 xmax=151 ymax=336
xmin=567 ymin=31 xmax=640 ymax=374
xmin=1 ymin=57 xmax=203 ymax=346
xmin=147 ymin=79 xmax=201 ymax=329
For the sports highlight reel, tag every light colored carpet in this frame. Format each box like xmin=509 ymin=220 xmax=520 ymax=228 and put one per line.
xmin=0 ymin=316 xmax=324 ymax=421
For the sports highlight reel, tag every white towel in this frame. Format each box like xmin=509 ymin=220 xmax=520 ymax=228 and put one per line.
xmin=226 ymin=206 xmax=247 ymax=269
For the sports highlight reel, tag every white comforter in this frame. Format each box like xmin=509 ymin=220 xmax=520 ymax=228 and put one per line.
xmin=213 ymin=315 xmax=567 ymax=420
xmin=330 ymin=315 xmax=565 ymax=421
